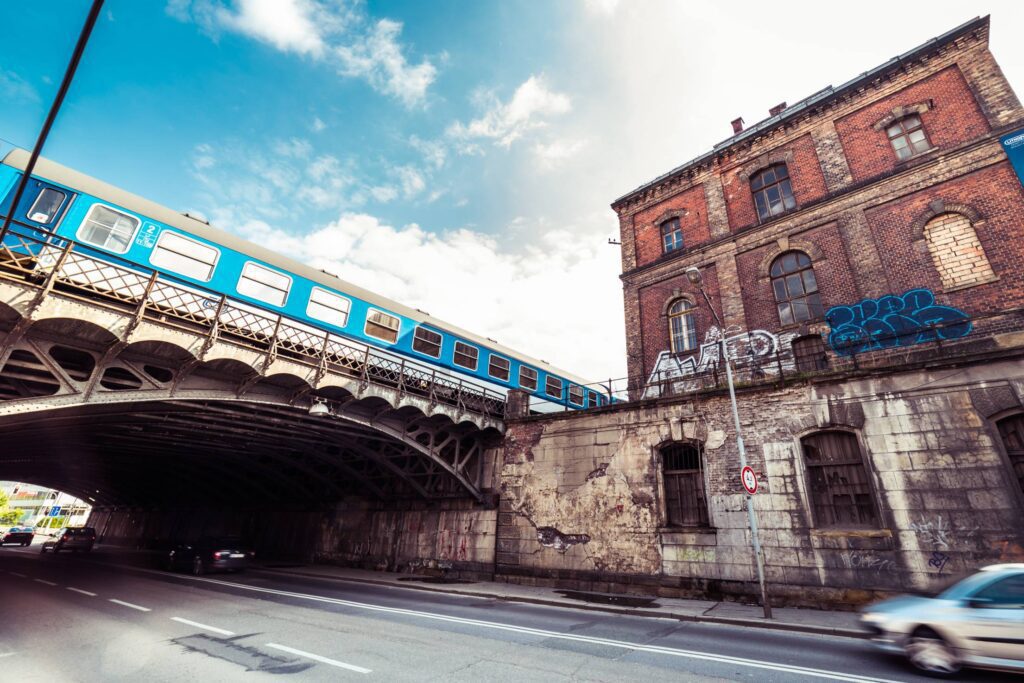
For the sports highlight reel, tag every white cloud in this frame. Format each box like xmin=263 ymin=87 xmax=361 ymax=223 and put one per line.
xmin=583 ymin=0 xmax=620 ymax=15
xmin=169 ymin=1 xmax=435 ymax=106
xmin=393 ymin=165 xmax=426 ymax=198
xmin=369 ymin=185 xmax=398 ymax=203
xmin=335 ymin=19 xmax=437 ymax=108
xmin=0 ymin=69 xmax=38 ymax=102
xmin=273 ymin=137 xmax=314 ymax=159
xmin=533 ymin=138 xmax=588 ymax=169
xmin=310 ymin=116 xmax=327 ymax=133
xmin=448 ymin=75 xmax=571 ymax=148
xmin=225 ymin=211 xmax=623 ymax=381
xmin=409 ymin=135 xmax=446 ymax=169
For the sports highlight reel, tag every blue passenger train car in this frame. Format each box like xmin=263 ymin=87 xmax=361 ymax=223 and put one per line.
xmin=0 ymin=148 xmax=604 ymax=409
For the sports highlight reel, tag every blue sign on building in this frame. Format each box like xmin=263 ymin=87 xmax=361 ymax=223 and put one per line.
xmin=49 ymin=506 xmax=61 ymax=517
xmin=1001 ymin=128 xmax=1024 ymax=186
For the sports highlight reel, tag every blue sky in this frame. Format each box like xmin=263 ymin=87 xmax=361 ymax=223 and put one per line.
xmin=1 ymin=1 xmax=1022 ymax=381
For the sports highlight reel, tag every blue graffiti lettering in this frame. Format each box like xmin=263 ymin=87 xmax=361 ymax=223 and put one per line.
xmin=825 ymin=288 xmax=971 ymax=356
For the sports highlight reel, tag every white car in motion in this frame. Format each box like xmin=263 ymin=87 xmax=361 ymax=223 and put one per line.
xmin=860 ymin=564 xmax=1024 ymax=676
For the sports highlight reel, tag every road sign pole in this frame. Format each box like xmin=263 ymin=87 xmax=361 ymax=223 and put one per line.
xmin=721 ymin=337 xmax=773 ymax=619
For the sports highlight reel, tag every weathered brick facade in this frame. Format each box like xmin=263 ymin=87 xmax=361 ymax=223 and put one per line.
xmin=493 ymin=16 xmax=1024 ymax=607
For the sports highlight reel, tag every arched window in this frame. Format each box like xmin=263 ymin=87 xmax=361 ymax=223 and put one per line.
xmin=751 ymin=163 xmax=796 ymax=222
xmin=924 ymin=212 xmax=995 ymax=290
xmin=996 ymin=414 xmax=1024 ymax=497
xmin=801 ymin=431 xmax=879 ymax=528
xmin=661 ymin=442 xmax=709 ymax=527
xmin=668 ymin=299 xmax=697 ymax=353
xmin=661 ymin=218 xmax=684 ymax=253
xmin=770 ymin=251 xmax=823 ymax=325
xmin=886 ymin=114 xmax=930 ymax=160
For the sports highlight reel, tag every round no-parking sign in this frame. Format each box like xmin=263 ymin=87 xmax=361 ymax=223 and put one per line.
xmin=741 ymin=465 xmax=758 ymax=494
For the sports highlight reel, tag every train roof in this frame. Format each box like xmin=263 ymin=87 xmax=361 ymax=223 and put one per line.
xmin=2 ymin=148 xmax=593 ymax=386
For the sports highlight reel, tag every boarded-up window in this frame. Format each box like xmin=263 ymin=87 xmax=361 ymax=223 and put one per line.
xmin=996 ymin=413 xmax=1024 ymax=497
xmin=662 ymin=442 xmax=709 ymax=528
xmin=792 ymin=334 xmax=829 ymax=372
xmin=801 ymin=431 xmax=878 ymax=528
xmin=365 ymin=309 xmax=400 ymax=343
xmin=924 ymin=212 xmax=995 ymax=291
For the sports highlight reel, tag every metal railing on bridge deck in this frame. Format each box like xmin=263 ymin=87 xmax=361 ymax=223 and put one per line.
xmin=525 ymin=307 xmax=1024 ymax=414
xmin=0 ymin=221 xmax=506 ymax=419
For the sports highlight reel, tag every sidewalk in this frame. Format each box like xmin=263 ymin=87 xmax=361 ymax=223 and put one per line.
xmin=255 ymin=563 xmax=867 ymax=639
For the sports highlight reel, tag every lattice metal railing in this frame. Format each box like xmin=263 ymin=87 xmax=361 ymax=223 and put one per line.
xmin=0 ymin=222 xmax=506 ymax=418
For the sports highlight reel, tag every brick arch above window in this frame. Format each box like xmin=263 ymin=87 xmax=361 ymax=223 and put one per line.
xmin=736 ymin=150 xmax=796 ymax=183
xmin=661 ymin=290 xmax=695 ymax=315
xmin=652 ymin=208 xmax=688 ymax=226
xmin=909 ymin=198 xmax=983 ymax=238
xmin=757 ymin=237 xmax=825 ymax=279
xmin=871 ymin=100 xmax=934 ymax=131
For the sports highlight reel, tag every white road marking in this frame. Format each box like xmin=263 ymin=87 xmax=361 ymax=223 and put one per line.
xmin=265 ymin=643 xmax=371 ymax=674
xmin=170 ymin=617 xmax=234 ymax=636
xmin=9 ymin=572 xmax=26 ymax=578
xmin=0 ymin=652 xmax=15 ymax=658
xmin=33 ymin=579 xmax=58 ymax=586
xmin=167 ymin=573 xmax=896 ymax=683
xmin=108 ymin=598 xmax=151 ymax=612
xmin=67 ymin=587 xmax=97 ymax=597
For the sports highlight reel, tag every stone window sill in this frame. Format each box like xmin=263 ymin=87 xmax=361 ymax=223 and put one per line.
xmin=810 ymin=528 xmax=891 ymax=538
xmin=942 ymin=275 xmax=1000 ymax=294
xmin=658 ymin=526 xmax=716 ymax=534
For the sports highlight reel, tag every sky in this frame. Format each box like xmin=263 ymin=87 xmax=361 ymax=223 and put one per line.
xmin=0 ymin=1 xmax=1021 ymax=382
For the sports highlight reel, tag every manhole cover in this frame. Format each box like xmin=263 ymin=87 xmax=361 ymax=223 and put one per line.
xmin=555 ymin=590 xmax=659 ymax=608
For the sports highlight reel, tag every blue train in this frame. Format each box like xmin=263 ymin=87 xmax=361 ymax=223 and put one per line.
xmin=0 ymin=148 xmax=604 ymax=409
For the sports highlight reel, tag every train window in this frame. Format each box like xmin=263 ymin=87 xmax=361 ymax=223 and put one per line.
xmin=365 ymin=309 xmax=400 ymax=343
xmin=519 ymin=366 xmax=538 ymax=391
xmin=413 ymin=327 xmax=443 ymax=358
xmin=150 ymin=231 xmax=219 ymax=281
xmin=237 ymin=262 xmax=291 ymax=306
xmin=307 ymin=287 xmax=351 ymax=327
xmin=488 ymin=354 xmax=510 ymax=381
xmin=589 ymin=391 xmax=601 ymax=407
xmin=453 ymin=341 xmax=478 ymax=370
xmin=545 ymin=376 xmax=563 ymax=398
xmin=27 ymin=188 xmax=66 ymax=223
xmin=569 ymin=385 xmax=584 ymax=406
xmin=77 ymin=204 xmax=140 ymax=254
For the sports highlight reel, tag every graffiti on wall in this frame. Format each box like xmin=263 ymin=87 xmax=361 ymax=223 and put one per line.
xmin=644 ymin=327 xmax=796 ymax=398
xmin=825 ymin=288 xmax=972 ymax=356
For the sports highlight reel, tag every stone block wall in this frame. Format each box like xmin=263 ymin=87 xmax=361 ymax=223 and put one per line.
xmin=496 ymin=358 xmax=1024 ymax=608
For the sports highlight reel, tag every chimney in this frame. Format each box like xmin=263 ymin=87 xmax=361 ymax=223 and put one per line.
xmin=769 ymin=101 xmax=787 ymax=117
xmin=731 ymin=117 xmax=745 ymax=134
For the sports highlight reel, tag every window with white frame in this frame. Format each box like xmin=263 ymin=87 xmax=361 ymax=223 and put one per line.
xmin=488 ymin=354 xmax=510 ymax=381
xmin=150 ymin=231 xmax=219 ymax=281
xmin=365 ymin=309 xmax=400 ymax=343
xmin=453 ymin=341 xmax=478 ymax=370
xmin=77 ymin=204 xmax=140 ymax=253
xmin=27 ymin=188 xmax=66 ymax=223
xmin=568 ymin=384 xmax=584 ymax=405
xmin=306 ymin=287 xmax=351 ymax=327
xmin=237 ymin=262 xmax=291 ymax=306
xmin=413 ymin=327 xmax=443 ymax=358
xmin=545 ymin=375 xmax=563 ymax=398
xmin=519 ymin=366 xmax=538 ymax=391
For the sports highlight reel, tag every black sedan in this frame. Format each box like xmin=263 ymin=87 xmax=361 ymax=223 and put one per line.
xmin=0 ymin=527 xmax=34 ymax=547
xmin=166 ymin=537 xmax=254 ymax=575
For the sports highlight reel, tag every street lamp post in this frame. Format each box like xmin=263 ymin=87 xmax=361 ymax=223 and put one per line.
xmin=685 ymin=266 xmax=772 ymax=619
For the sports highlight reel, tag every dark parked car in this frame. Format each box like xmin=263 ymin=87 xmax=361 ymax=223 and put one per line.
xmin=40 ymin=527 xmax=96 ymax=554
xmin=166 ymin=537 xmax=254 ymax=575
xmin=0 ymin=527 xmax=34 ymax=546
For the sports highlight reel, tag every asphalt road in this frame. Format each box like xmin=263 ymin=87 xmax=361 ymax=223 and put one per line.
xmin=0 ymin=543 xmax=1011 ymax=682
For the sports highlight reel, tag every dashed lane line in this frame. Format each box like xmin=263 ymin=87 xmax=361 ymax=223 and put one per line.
xmin=108 ymin=599 xmax=151 ymax=612
xmin=67 ymin=587 xmax=98 ymax=597
xmin=33 ymin=579 xmax=58 ymax=586
xmin=9 ymin=572 xmax=26 ymax=578
xmin=170 ymin=617 xmax=235 ymax=637
xmin=265 ymin=643 xmax=371 ymax=674
xmin=170 ymin=573 xmax=898 ymax=683
xmin=0 ymin=652 xmax=15 ymax=659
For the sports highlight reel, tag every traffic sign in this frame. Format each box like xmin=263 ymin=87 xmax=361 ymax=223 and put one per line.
xmin=740 ymin=466 xmax=758 ymax=495
xmin=49 ymin=506 xmax=61 ymax=517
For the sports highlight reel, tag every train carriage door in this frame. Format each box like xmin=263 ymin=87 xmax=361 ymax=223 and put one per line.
xmin=2 ymin=178 xmax=74 ymax=233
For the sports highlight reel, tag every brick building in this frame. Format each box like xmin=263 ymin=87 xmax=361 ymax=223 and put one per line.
xmin=490 ymin=16 xmax=1024 ymax=607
